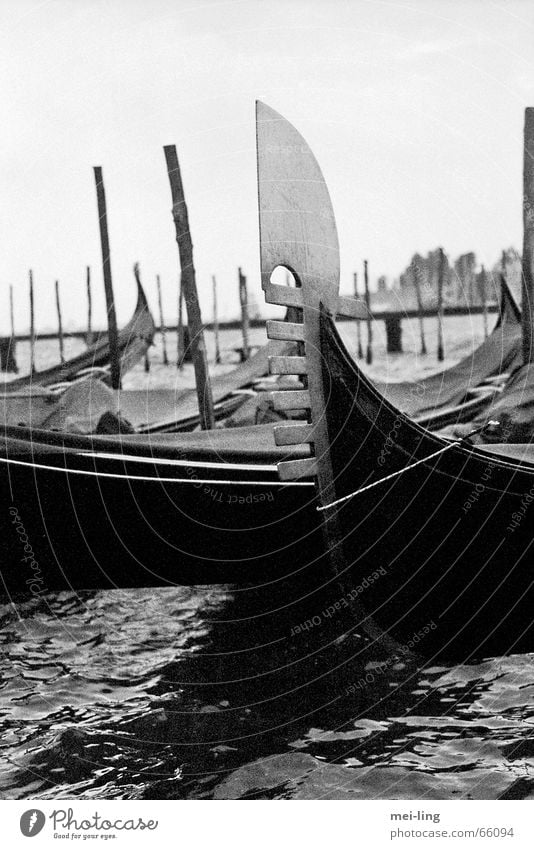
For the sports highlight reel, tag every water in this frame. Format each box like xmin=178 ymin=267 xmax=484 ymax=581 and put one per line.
xmin=2 ymin=315 xmax=533 ymax=801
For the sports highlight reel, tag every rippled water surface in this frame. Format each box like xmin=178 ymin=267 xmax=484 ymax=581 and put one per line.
xmin=2 ymin=319 xmax=533 ymax=800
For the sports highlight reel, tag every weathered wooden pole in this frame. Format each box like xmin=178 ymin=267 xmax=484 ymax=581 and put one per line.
xmin=55 ymin=280 xmax=65 ymax=364
xmin=238 ymin=266 xmax=250 ymax=361
xmin=212 ymin=274 xmax=221 ymax=364
xmin=86 ymin=265 xmax=93 ymax=346
xmin=164 ymin=144 xmax=214 ymax=430
xmin=177 ymin=281 xmax=185 ymax=368
xmin=93 ymin=166 xmax=121 ymax=389
xmin=10 ymin=285 xmax=17 ymax=372
xmin=10 ymin=285 xmax=15 ymax=340
xmin=5 ymin=285 xmax=18 ymax=373
xmin=479 ymin=264 xmax=489 ymax=339
xmin=522 ymin=107 xmax=534 ymax=365
xmin=412 ymin=261 xmax=427 ymax=355
xmin=353 ymin=272 xmax=363 ymax=358
xmin=156 ymin=274 xmax=169 ymax=366
xmin=437 ymin=247 xmax=446 ymax=362
xmin=364 ymin=259 xmax=373 ymax=365
xmin=29 ymin=269 xmax=35 ymax=376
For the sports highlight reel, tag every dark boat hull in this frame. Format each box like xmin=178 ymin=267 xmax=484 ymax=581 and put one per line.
xmin=375 ymin=280 xmax=521 ymax=421
xmin=319 ymin=308 xmax=534 ymax=659
xmin=0 ymin=425 xmax=318 ymax=594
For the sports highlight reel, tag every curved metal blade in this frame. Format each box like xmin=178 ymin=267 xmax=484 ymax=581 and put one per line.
xmin=256 ymin=101 xmax=340 ymax=313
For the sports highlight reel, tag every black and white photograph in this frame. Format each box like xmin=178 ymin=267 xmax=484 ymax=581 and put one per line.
xmin=1 ymin=0 xmax=534 ymax=840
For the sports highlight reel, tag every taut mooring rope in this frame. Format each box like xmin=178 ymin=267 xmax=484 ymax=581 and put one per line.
xmin=317 ymin=421 xmax=498 ymax=512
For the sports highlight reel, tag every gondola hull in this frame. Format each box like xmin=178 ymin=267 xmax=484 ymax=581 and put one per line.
xmin=0 ymin=426 xmax=319 ymax=594
xmin=318 ymin=309 xmax=534 ymax=659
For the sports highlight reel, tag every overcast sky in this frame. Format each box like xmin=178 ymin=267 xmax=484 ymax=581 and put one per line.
xmin=1 ymin=0 xmax=534 ymax=332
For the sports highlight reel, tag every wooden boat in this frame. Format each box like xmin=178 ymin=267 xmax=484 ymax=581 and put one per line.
xmin=258 ymin=102 xmax=534 ymax=659
xmin=2 ymin=277 xmax=155 ymax=392
xmin=0 ymin=420 xmax=317 ymax=593
xmin=379 ymin=278 xmax=521 ymax=429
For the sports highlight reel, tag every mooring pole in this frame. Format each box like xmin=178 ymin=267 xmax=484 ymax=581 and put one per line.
xmin=10 ymin=285 xmax=15 ymax=340
xmin=212 ymin=274 xmax=221 ymax=364
xmin=353 ymin=272 xmax=363 ymax=358
xmin=156 ymin=274 xmax=169 ymax=366
xmin=8 ymin=285 xmax=18 ymax=373
xmin=479 ymin=264 xmax=489 ymax=339
xmin=177 ymin=282 xmax=185 ymax=369
xmin=94 ymin=166 xmax=121 ymax=389
xmin=412 ymin=261 xmax=427 ymax=355
xmin=437 ymin=247 xmax=446 ymax=362
xmin=86 ymin=265 xmax=93 ymax=346
xmin=55 ymin=279 xmax=65 ymax=364
xmin=238 ymin=267 xmax=250 ymax=361
xmin=522 ymin=107 xmax=534 ymax=365
xmin=29 ymin=269 xmax=35 ymax=376
xmin=164 ymin=144 xmax=214 ymax=430
xmin=364 ymin=260 xmax=372 ymax=365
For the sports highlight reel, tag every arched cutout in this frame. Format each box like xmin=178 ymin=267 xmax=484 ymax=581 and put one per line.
xmin=269 ymin=266 xmax=301 ymax=289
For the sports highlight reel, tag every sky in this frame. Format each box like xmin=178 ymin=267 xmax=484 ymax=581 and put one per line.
xmin=1 ymin=0 xmax=534 ymax=332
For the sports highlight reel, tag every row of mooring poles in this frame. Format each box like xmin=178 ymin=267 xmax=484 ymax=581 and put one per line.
xmin=352 ymin=254 xmax=448 ymax=363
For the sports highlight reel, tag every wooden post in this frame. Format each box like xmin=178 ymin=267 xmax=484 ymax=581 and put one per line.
xmin=522 ymin=107 xmax=534 ymax=365
xmin=93 ymin=166 xmax=121 ymax=389
xmin=86 ymin=265 xmax=93 ymax=346
xmin=212 ymin=274 xmax=221 ymax=364
xmin=164 ymin=144 xmax=214 ymax=430
xmin=156 ymin=274 xmax=169 ymax=365
xmin=177 ymin=280 xmax=185 ymax=369
xmin=412 ymin=260 xmax=427 ymax=355
xmin=364 ymin=260 xmax=372 ymax=365
xmin=9 ymin=285 xmax=18 ymax=373
xmin=385 ymin=316 xmax=403 ymax=353
xmin=238 ymin=267 xmax=250 ymax=361
xmin=437 ymin=247 xmax=446 ymax=362
xmin=479 ymin=264 xmax=489 ymax=339
xmin=29 ymin=269 xmax=35 ymax=376
xmin=55 ymin=280 xmax=65 ymax=364
xmin=10 ymin=285 xmax=15 ymax=340
xmin=353 ymin=272 xmax=363 ymax=358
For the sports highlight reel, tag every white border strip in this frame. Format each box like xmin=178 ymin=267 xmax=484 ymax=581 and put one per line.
xmin=78 ymin=450 xmax=278 ymax=472
xmin=0 ymin=454 xmax=313 ymax=487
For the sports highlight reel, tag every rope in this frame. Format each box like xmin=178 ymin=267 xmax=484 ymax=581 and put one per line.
xmin=317 ymin=421 xmax=498 ymax=512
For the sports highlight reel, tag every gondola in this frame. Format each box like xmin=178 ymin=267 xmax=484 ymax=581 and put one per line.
xmin=258 ymin=102 xmax=534 ymax=660
xmin=0 ymin=420 xmax=317 ymax=593
xmin=1 ymin=276 xmax=155 ymax=393
xmin=378 ymin=277 xmax=521 ymax=428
